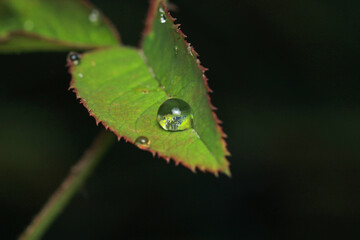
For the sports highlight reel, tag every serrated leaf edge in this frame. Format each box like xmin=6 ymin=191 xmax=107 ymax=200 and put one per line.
xmin=69 ymin=1 xmax=231 ymax=177
xmin=142 ymin=1 xmax=231 ymax=175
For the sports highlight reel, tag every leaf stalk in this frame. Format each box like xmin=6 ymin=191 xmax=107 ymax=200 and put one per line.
xmin=18 ymin=131 xmax=115 ymax=240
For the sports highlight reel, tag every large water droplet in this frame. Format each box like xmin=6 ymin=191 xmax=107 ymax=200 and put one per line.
xmin=89 ymin=9 xmax=100 ymax=24
xmin=157 ymin=98 xmax=193 ymax=131
xmin=67 ymin=52 xmax=81 ymax=66
xmin=135 ymin=136 xmax=151 ymax=149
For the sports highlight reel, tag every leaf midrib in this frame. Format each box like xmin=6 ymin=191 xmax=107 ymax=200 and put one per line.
xmin=137 ymin=49 xmax=222 ymax=165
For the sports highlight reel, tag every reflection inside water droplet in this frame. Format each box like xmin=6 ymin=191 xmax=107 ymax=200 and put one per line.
xmin=157 ymin=98 xmax=193 ymax=131
xmin=67 ymin=52 xmax=81 ymax=66
xmin=135 ymin=136 xmax=151 ymax=149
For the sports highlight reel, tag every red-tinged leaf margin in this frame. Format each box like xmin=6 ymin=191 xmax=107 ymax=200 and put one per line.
xmin=142 ymin=1 xmax=231 ymax=165
xmin=0 ymin=0 xmax=121 ymax=49
xmin=67 ymin=49 xmax=230 ymax=177
xmin=66 ymin=49 xmax=195 ymax=173
xmin=68 ymin=1 xmax=231 ymax=176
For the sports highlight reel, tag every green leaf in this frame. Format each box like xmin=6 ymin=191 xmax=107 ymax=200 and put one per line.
xmin=70 ymin=2 xmax=230 ymax=176
xmin=0 ymin=0 xmax=120 ymax=52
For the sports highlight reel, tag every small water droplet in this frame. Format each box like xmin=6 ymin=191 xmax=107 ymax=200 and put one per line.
xmin=135 ymin=136 xmax=151 ymax=149
xmin=67 ymin=52 xmax=81 ymax=66
xmin=157 ymin=98 xmax=193 ymax=131
xmin=160 ymin=13 xmax=166 ymax=23
xmin=89 ymin=9 xmax=100 ymax=24
xmin=78 ymin=73 xmax=83 ymax=78
xmin=159 ymin=7 xmax=165 ymax=13
xmin=187 ymin=46 xmax=193 ymax=56
xmin=23 ymin=20 xmax=34 ymax=31
xmin=174 ymin=45 xmax=179 ymax=55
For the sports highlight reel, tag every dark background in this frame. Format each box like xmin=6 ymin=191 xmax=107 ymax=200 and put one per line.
xmin=1 ymin=0 xmax=359 ymax=239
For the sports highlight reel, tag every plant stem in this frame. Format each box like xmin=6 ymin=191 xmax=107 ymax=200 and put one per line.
xmin=18 ymin=131 xmax=115 ymax=240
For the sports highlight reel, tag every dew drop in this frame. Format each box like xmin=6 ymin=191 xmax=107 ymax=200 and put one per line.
xmin=187 ymin=46 xmax=194 ymax=56
xmin=23 ymin=20 xmax=34 ymax=31
xmin=89 ymin=9 xmax=100 ymax=24
xmin=78 ymin=73 xmax=83 ymax=78
xmin=67 ymin=52 xmax=81 ymax=66
xmin=160 ymin=13 xmax=166 ymax=23
xmin=174 ymin=45 xmax=179 ymax=55
xmin=157 ymin=98 xmax=193 ymax=131
xmin=135 ymin=136 xmax=151 ymax=149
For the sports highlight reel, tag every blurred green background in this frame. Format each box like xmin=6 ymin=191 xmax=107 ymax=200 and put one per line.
xmin=1 ymin=0 xmax=359 ymax=239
